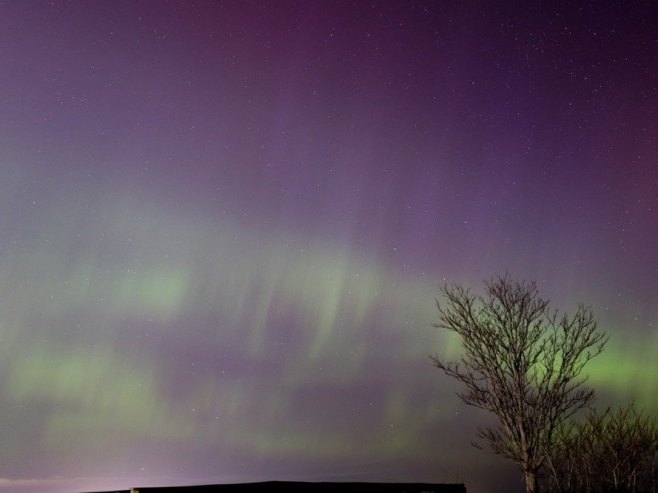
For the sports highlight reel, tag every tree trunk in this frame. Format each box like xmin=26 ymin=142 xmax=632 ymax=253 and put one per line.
xmin=525 ymin=469 xmax=538 ymax=493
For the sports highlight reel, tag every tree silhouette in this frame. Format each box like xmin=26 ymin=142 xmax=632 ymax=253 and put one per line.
xmin=545 ymin=403 xmax=658 ymax=493
xmin=431 ymin=274 xmax=608 ymax=493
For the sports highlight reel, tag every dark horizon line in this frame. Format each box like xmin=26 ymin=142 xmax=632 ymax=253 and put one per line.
xmin=83 ymin=479 xmax=467 ymax=493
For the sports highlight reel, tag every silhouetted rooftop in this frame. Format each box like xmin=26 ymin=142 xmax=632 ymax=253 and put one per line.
xmin=85 ymin=481 xmax=466 ymax=493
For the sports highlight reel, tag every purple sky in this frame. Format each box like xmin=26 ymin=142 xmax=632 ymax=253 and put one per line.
xmin=0 ymin=2 xmax=657 ymax=492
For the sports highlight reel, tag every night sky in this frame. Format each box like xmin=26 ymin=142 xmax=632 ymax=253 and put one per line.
xmin=1 ymin=2 xmax=657 ymax=492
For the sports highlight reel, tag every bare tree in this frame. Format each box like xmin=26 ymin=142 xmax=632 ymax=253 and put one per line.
xmin=545 ymin=403 xmax=658 ymax=493
xmin=430 ymin=274 xmax=608 ymax=493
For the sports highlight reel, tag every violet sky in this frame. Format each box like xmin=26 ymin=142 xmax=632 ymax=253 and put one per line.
xmin=0 ymin=2 xmax=657 ymax=493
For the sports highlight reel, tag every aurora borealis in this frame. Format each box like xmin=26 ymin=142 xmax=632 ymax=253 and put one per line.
xmin=0 ymin=2 xmax=657 ymax=492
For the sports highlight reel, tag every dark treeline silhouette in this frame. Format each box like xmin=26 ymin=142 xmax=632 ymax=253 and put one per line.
xmin=544 ymin=403 xmax=658 ymax=493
